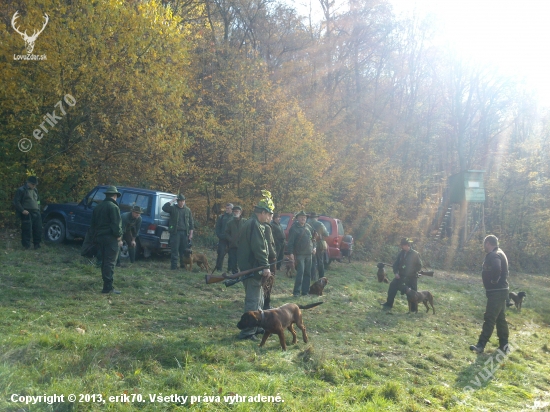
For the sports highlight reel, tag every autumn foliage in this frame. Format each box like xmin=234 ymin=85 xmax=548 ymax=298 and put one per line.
xmin=1 ymin=0 xmax=549 ymax=271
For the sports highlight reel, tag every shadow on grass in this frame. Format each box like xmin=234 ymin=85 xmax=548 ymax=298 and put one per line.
xmin=453 ymin=351 xmax=505 ymax=393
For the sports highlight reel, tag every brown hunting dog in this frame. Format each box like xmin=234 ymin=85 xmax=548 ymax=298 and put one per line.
xmin=237 ymin=302 xmax=323 ymax=350
xmin=309 ymin=277 xmax=328 ymax=296
xmin=404 ymin=287 xmax=435 ymax=314
xmin=284 ymin=257 xmax=296 ymax=278
xmin=509 ymin=291 xmax=526 ymax=310
xmin=182 ymin=252 xmax=211 ymax=272
xmin=376 ymin=262 xmax=390 ymax=283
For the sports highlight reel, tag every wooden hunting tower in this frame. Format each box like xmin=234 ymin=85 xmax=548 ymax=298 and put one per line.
xmin=448 ymin=170 xmax=486 ymax=204
xmin=448 ymin=170 xmax=486 ymax=244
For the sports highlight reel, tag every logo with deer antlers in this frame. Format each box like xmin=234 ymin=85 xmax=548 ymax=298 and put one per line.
xmin=11 ymin=11 xmax=49 ymax=55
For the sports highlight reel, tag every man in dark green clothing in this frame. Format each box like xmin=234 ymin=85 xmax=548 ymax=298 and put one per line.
xmin=117 ymin=205 xmax=142 ymax=265
xmin=162 ymin=194 xmax=194 ymax=270
xmin=381 ymin=238 xmax=423 ymax=311
xmin=89 ymin=186 xmax=123 ymax=294
xmin=225 ymin=205 xmax=246 ymax=274
xmin=285 ymin=211 xmax=315 ymax=297
xmin=215 ymin=203 xmax=233 ymax=271
xmin=13 ymin=176 xmax=42 ymax=249
xmin=308 ymin=212 xmax=329 ymax=281
xmin=237 ymin=196 xmax=272 ymax=340
xmin=470 ymin=235 xmax=510 ymax=354
xmin=272 ymin=213 xmax=286 ymax=270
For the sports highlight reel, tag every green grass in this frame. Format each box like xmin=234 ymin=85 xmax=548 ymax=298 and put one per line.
xmin=1 ymin=239 xmax=549 ymax=411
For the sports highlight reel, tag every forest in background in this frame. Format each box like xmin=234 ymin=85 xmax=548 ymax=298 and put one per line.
xmin=1 ymin=0 xmax=550 ymax=272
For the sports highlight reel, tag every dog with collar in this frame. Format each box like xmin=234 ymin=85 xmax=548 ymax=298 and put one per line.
xmin=237 ymin=302 xmax=323 ymax=350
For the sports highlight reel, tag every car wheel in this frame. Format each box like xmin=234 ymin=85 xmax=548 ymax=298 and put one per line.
xmin=325 ymin=258 xmax=334 ymax=269
xmin=44 ymin=219 xmax=66 ymax=243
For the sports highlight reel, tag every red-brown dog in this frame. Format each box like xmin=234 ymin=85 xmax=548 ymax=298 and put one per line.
xmin=237 ymin=302 xmax=323 ymax=350
xmin=309 ymin=277 xmax=328 ymax=296
xmin=182 ymin=252 xmax=210 ymax=272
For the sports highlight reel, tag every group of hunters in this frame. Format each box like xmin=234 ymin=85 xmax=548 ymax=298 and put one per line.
xmin=13 ymin=177 xmax=512 ymax=352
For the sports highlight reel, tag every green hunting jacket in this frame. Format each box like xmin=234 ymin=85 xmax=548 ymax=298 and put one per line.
xmin=392 ymin=249 xmax=422 ymax=279
xmin=90 ymin=197 xmax=123 ymax=239
xmin=286 ymin=221 xmax=314 ymax=256
xmin=225 ymin=216 xmax=247 ymax=249
xmin=263 ymin=222 xmax=277 ymax=262
xmin=121 ymin=212 xmax=142 ymax=239
xmin=271 ymin=221 xmax=286 ymax=249
xmin=309 ymin=219 xmax=329 ymax=250
xmin=13 ymin=184 xmax=40 ymax=213
xmin=162 ymin=202 xmax=194 ymax=234
xmin=237 ymin=214 xmax=269 ymax=277
xmin=215 ymin=212 xmax=233 ymax=240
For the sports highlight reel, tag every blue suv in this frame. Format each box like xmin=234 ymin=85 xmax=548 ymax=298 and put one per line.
xmin=42 ymin=185 xmax=177 ymax=257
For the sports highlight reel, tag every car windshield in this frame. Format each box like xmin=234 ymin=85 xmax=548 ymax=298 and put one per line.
xmin=337 ymin=221 xmax=344 ymax=235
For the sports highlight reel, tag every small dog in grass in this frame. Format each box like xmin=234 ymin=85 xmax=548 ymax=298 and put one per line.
xmin=284 ymin=257 xmax=295 ymax=278
xmin=509 ymin=291 xmax=526 ymax=310
xmin=309 ymin=277 xmax=328 ymax=296
xmin=182 ymin=252 xmax=210 ymax=272
xmin=376 ymin=262 xmax=390 ymax=283
xmin=403 ymin=287 xmax=435 ymax=314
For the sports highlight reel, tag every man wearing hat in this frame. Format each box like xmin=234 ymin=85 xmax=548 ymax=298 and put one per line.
xmin=285 ymin=211 xmax=315 ymax=297
xmin=89 ymin=186 xmax=123 ymax=294
xmin=237 ymin=195 xmax=272 ymax=340
xmin=224 ymin=205 xmax=246 ymax=274
xmin=309 ymin=212 xmax=329 ymax=281
xmin=162 ymin=194 xmax=194 ymax=270
xmin=271 ymin=213 xmax=286 ymax=270
xmin=214 ymin=203 xmax=234 ymax=272
xmin=381 ymin=238 xmax=423 ymax=311
xmin=117 ymin=205 xmax=143 ymax=265
xmin=13 ymin=176 xmax=42 ymax=249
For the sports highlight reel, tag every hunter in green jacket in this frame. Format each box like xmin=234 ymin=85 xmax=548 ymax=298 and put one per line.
xmin=90 ymin=186 xmax=123 ymax=294
xmin=237 ymin=196 xmax=272 ymax=341
xmin=162 ymin=194 xmax=194 ymax=270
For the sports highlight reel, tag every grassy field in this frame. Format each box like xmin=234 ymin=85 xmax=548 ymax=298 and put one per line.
xmin=1 ymin=238 xmax=549 ymax=411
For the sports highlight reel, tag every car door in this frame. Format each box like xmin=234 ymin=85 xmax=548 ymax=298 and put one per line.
xmin=70 ymin=187 xmax=107 ymax=236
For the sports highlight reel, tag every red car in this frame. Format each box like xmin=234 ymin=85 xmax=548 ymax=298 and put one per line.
xmin=278 ymin=213 xmax=353 ymax=264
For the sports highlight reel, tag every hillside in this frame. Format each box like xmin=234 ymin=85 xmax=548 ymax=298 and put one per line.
xmin=1 ymin=241 xmax=549 ymax=411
